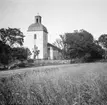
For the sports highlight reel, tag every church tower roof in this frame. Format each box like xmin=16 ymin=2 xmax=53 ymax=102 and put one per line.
xmin=28 ymin=15 xmax=48 ymax=33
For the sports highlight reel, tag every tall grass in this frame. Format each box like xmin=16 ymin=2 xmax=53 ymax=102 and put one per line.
xmin=0 ymin=64 xmax=107 ymax=105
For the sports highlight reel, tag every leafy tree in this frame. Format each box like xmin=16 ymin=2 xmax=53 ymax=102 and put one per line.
xmin=12 ymin=47 xmax=32 ymax=60
xmin=98 ymin=34 xmax=107 ymax=48
xmin=65 ymin=29 xmax=104 ymax=62
xmin=65 ymin=29 xmax=94 ymax=59
xmin=0 ymin=28 xmax=25 ymax=68
xmin=86 ymin=43 xmax=104 ymax=61
xmin=98 ymin=34 xmax=107 ymax=59
xmin=26 ymin=48 xmax=32 ymax=59
xmin=0 ymin=27 xmax=25 ymax=47
xmin=33 ymin=45 xmax=40 ymax=59
xmin=0 ymin=41 xmax=11 ymax=67
xmin=53 ymin=29 xmax=104 ymax=62
xmin=66 ymin=29 xmax=94 ymax=47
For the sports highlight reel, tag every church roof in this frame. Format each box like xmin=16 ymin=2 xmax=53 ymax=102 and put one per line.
xmin=28 ymin=23 xmax=48 ymax=33
xmin=47 ymin=43 xmax=62 ymax=52
xmin=28 ymin=15 xmax=48 ymax=33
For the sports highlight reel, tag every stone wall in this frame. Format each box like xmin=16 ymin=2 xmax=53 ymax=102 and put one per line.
xmin=34 ymin=60 xmax=71 ymax=66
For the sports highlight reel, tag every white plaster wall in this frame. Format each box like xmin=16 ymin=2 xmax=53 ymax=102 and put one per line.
xmin=26 ymin=31 xmax=44 ymax=59
xmin=50 ymin=47 xmax=62 ymax=60
xmin=47 ymin=47 xmax=50 ymax=59
xmin=50 ymin=46 xmax=53 ymax=59
xmin=53 ymin=50 xmax=58 ymax=59
xmin=36 ymin=31 xmax=44 ymax=59
xmin=25 ymin=32 xmax=34 ymax=59
xmin=43 ymin=31 xmax=48 ymax=59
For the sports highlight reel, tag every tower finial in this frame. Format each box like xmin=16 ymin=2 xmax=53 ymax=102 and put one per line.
xmin=37 ymin=13 xmax=39 ymax=16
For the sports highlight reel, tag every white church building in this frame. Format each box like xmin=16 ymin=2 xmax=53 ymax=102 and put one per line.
xmin=27 ymin=15 xmax=62 ymax=60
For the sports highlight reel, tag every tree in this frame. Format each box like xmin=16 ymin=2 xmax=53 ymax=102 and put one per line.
xmin=98 ymin=34 xmax=107 ymax=59
xmin=0 ymin=27 xmax=25 ymax=47
xmin=65 ymin=29 xmax=104 ymax=62
xmin=12 ymin=47 xmax=32 ymax=60
xmin=53 ymin=29 xmax=104 ymax=62
xmin=65 ymin=29 xmax=94 ymax=59
xmin=98 ymin=34 xmax=107 ymax=49
xmin=33 ymin=45 xmax=40 ymax=60
xmin=53 ymin=35 xmax=66 ymax=49
xmin=0 ymin=41 xmax=11 ymax=68
xmin=26 ymin=48 xmax=32 ymax=59
xmin=0 ymin=28 xmax=25 ymax=68
xmin=66 ymin=29 xmax=94 ymax=47
xmin=53 ymin=34 xmax=68 ymax=59
xmin=86 ymin=43 xmax=104 ymax=61
xmin=53 ymin=29 xmax=95 ymax=60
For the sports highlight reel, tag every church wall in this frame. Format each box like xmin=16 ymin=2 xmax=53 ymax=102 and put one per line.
xmin=25 ymin=32 xmax=34 ymax=59
xmin=53 ymin=50 xmax=58 ymax=59
xmin=50 ymin=47 xmax=54 ymax=59
xmin=49 ymin=46 xmax=61 ymax=60
xmin=53 ymin=49 xmax=61 ymax=60
xmin=27 ymin=31 xmax=44 ymax=59
xmin=35 ymin=31 xmax=44 ymax=59
xmin=43 ymin=31 xmax=48 ymax=59
xmin=27 ymin=15 xmax=63 ymax=60
xmin=26 ymin=31 xmax=61 ymax=60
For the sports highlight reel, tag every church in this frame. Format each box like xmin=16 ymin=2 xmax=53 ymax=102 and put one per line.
xmin=27 ymin=15 xmax=62 ymax=60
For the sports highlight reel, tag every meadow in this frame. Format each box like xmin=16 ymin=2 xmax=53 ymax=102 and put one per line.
xmin=0 ymin=63 xmax=107 ymax=105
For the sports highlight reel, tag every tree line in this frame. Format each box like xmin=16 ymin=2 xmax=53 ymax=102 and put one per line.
xmin=53 ymin=29 xmax=107 ymax=62
xmin=0 ymin=28 xmax=107 ymax=69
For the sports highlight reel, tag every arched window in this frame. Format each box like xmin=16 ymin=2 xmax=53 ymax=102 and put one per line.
xmin=34 ymin=34 xmax=36 ymax=39
xmin=36 ymin=19 xmax=38 ymax=23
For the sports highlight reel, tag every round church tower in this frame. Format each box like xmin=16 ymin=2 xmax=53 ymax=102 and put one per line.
xmin=27 ymin=15 xmax=48 ymax=59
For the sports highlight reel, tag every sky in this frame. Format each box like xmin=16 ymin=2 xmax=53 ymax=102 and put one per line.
xmin=0 ymin=0 xmax=107 ymax=46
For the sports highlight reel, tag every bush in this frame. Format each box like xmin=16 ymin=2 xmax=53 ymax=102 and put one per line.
xmin=27 ymin=59 xmax=34 ymax=63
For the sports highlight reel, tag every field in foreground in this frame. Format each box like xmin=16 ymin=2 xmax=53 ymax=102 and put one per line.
xmin=0 ymin=63 xmax=107 ymax=105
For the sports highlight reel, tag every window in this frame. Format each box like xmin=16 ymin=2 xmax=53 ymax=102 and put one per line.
xmin=36 ymin=19 xmax=38 ymax=23
xmin=34 ymin=34 xmax=36 ymax=39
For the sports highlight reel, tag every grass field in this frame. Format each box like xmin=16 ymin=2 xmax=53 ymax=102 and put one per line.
xmin=0 ymin=63 xmax=107 ymax=105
